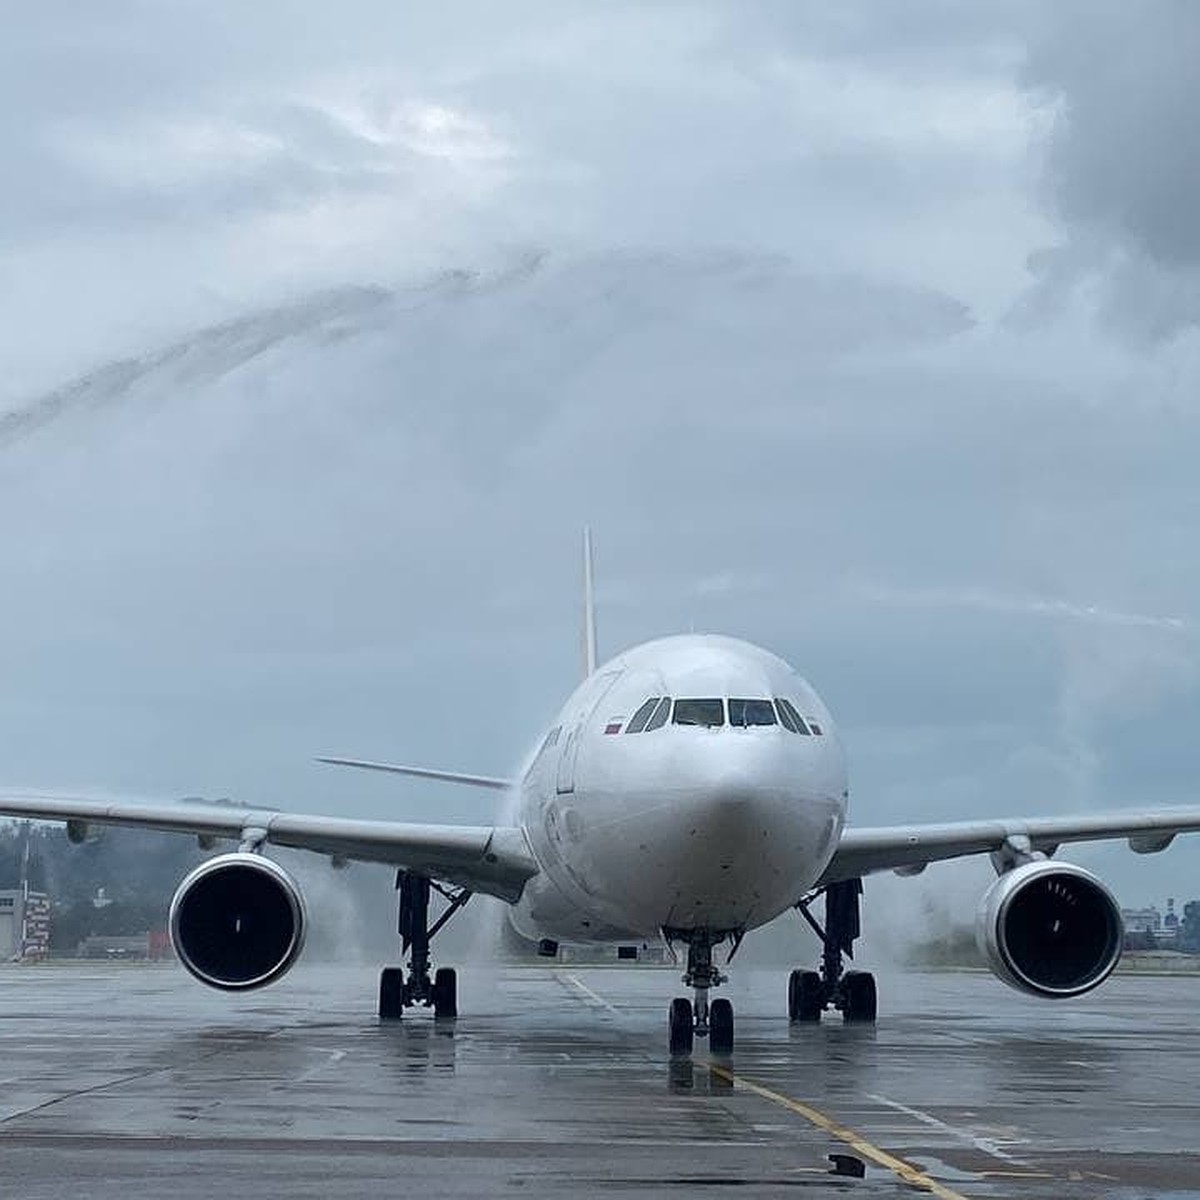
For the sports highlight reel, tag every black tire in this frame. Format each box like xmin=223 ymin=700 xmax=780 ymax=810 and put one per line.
xmin=788 ymin=969 xmax=823 ymax=1023
xmin=433 ymin=966 xmax=458 ymax=1019
xmin=379 ymin=967 xmax=404 ymax=1020
xmin=842 ymin=970 xmax=877 ymax=1024
xmin=669 ymin=997 xmax=694 ymax=1057
xmin=709 ymin=998 xmax=734 ymax=1054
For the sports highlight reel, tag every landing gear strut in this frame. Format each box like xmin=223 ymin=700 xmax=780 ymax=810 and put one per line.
xmin=789 ymin=878 xmax=876 ymax=1024
xmin=378 ymin=870 xmax=470 ymax=1021
xmin=666 ymin=931 xmax=738 ymax=1056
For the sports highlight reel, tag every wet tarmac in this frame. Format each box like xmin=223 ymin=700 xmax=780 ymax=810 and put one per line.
xmin=0 ymin=961 xmax=1198 ymax=1198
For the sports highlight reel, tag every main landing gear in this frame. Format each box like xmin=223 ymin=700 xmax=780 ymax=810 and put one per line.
xmin=789 ymin=878 xmax=877 ymax=1024
xmin=378 ymin=870 xmax=471 ymax=1021
xmin=666 ymin=931 xmax=738 ymax=1056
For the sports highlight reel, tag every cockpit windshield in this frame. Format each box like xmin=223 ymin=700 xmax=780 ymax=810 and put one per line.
xmin=645 ymin=697 xmax=671 ymax=730
xmin=620 ymin=696 xmax=815 ymax=734
xmin=728 ymin=698 xmax=777 ymax=727
xmin=775 ymin=698 xmax=811 ymax=734
xmin=672 ymin=698 xmax=725 ymax=727
xmin=624 ymin=697 xmax=660 ymax=734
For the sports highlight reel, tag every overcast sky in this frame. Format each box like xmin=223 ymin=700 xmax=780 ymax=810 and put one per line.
xmin=2 ymin=2 xmax=1200 ymax=913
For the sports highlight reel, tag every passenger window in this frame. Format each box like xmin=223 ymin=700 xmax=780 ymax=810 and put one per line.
xmin=729 ymin=698 xmax=777 ymax=727
xmin=644 ymin=696 xmax=671 ymax=731
xmin=624 ymin=698 xmax=660 ymax=734
xmin=673 ymin=698 xmax=725 ymax=727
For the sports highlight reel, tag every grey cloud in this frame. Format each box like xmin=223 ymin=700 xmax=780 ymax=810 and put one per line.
xmin=1016 ymin=3 xmax=1200 ymax=337
xmin=0 ymin=2 xmax=1022 ymax=394
xmin=1026 ymin=6 xmax=1200 ymax=265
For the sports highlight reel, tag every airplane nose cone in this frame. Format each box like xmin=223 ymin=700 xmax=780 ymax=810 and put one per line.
xmin=683 ymin=790 xmax=775 ymax=852
xmin=619 ymin=740 xmax=833 ymax=932
xmin=649 ymin=793 xmax=806 ymax=931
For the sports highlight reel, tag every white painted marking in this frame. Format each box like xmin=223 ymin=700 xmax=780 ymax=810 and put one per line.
xmin=294 ymin=1048 xmax=347 ymax=1084
xmin=866 ymin=1093 xmax=1027 ymax=1164
xmin=561 ymin=973 xmax=618 ymax=1013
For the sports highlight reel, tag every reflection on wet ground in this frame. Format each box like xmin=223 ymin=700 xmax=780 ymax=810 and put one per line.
xmin=1 ymin=963 xmax=1199 ymax=1197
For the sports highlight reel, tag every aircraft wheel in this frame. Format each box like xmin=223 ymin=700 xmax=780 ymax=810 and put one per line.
xmin=788 ymin=969 xmax=823 ymax=1023
xmin=433 ymin=966 xmax=458 ymax=1020
xmin=709 ymin=998 xmax=734 ymax=1054
xmin=842 ymin=970 xmax=877 ymax=1024
xmin=669 ymin=997 xmax=694 ymax=1057
xmin=379 ymin=967 xmax=405 ymax=1020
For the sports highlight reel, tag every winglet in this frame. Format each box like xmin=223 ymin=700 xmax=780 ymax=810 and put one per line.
xmin=582 ymin=527 xmax=597 ymax=679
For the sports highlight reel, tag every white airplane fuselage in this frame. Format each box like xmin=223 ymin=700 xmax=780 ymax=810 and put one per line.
xmin=509 ymin=635 xmax=848 ymax=944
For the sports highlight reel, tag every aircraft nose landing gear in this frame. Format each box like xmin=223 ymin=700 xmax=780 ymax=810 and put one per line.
xmin=666 ymin=931 xmax=737 ymax=1056
xmin=379 ymin=870 xmax=470 ymax=1021
xmin=789 ymin=878 xmax=877 ymax=1024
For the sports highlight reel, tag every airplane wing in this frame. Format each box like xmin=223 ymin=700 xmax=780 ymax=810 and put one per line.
xmin=0 ymin=792 xmax=539 ymax=903
xmin=819 ymin=806 xmax=1200 ymax=885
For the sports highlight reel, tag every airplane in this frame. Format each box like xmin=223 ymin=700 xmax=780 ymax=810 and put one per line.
xmin=4 ymin=530 xmax=1200 ymax=1056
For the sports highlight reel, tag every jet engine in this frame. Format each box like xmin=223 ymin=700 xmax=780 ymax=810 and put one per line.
xmin=976 ymin=859 xmax=1123 ymax=999
xmin=169 ymin=853 xmax=306 ymax=990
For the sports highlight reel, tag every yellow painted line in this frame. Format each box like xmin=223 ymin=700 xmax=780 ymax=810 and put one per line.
xmin=707 ymin=1064 xmax=971 ymax=1200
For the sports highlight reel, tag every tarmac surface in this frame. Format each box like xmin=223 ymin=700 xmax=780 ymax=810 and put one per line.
xmin=0 ymin=961 xmax=1198 ymax=1199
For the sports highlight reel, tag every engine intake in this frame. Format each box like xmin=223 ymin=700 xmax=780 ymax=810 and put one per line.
xmin=976 ymin=860 xmax=1123 ymax=998
xmin=169 ymin=853 xmax=306 ymax=990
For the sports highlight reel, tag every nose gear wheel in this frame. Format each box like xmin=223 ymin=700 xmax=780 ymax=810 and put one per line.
xmin=664 ymin=930 xmax=736 ymax=1055
xmin=668 ymin=997 xmax=694 ymax=1056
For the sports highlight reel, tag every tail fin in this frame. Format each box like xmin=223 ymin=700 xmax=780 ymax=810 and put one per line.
xmin=582 ymin=527 xmax=597 ymax=678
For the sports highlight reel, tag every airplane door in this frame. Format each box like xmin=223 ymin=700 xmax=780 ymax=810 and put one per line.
xmin=556 ymin=670 xmax=621 ymax=795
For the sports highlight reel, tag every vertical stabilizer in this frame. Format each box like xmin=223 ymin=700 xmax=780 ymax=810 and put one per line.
xmin=582 ymin=527 xmax=598 ymax=679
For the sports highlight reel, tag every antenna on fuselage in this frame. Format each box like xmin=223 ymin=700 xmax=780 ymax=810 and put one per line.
xmin=582 ymin=526 xmax=597 ymax=679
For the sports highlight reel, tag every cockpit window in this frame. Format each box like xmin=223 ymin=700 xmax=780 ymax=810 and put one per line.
xmin=624 ymin=697 xmax=660 ymax=734
xmin=673 ymin=698 xmax=725 ymax=727
xmin=775 ymin=698 xmax=811 ymax=735
xmin=728 ymin=698 xmax=777 ymax=727
xmin=644 ymin=696 xmax=671 ymax=731
xmin=807 ymin=719 xmax=823 ymax=736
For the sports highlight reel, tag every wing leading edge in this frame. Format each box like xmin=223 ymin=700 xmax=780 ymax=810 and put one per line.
xmin=0 ymin=792 xmax=538 ymax=903
xmin=820 ymin=806 xmax=1200 ymax=886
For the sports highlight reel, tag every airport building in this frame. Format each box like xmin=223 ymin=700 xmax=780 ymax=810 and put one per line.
xmin=0 ymin=888 xmax=52 ymax=960
xmin=77 ymin=932 xmax=172 ymax=961
xmin=1121 ymin=898 xmax=1198 ymax=951
xmin=1122 ymin=906 xmax=1163 ymax=934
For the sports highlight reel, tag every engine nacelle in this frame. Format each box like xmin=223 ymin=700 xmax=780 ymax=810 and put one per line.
xmin=976 ymin=860 xmax=1123 ymax=999
xmin=169 ymin=853 xmax=306 ymax=991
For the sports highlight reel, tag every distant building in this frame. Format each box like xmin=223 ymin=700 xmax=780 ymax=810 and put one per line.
xmin=1122 ymin=906 xmax=1162 ymax=934
xmin=1160 ymin=898 xmax=1181 ymax=944
xmin=0 ymin=888 xmax=52 ymax=960
xmin=1121 ymin=899 xmax=1200 ymax=953
xmin=78 ymin=932 xmax=173 ymax=961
